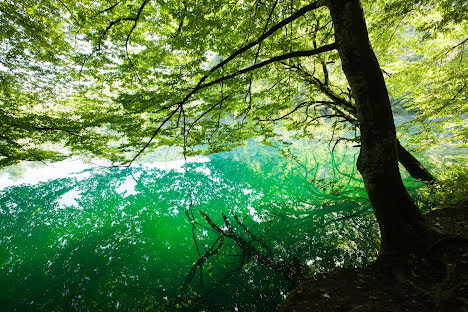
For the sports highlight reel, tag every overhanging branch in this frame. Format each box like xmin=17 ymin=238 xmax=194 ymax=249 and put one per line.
xmin=126 ymin=106 xmax=181 ymax=166
xmin=125 ymin=2 xmax=330 ymax=165
xmin=126 ymin=45 xmax=335 ymax=165
xmin=177 ymin=1 xmax=326 ymax=108
xmin=199 ymin=44 xmax=337 ymax=93
xmin=207 ymin=1 xmax=325 ymax=75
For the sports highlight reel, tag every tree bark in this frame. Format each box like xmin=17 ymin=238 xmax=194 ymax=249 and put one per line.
xmin=326 ymin=0 xmax=438 ymax=254
xmin=397 ymin=140 xmax=437 ymax=184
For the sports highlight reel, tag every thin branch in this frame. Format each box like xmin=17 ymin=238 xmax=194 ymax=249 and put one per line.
xmin=200 ymin=211 xmax=226 ymax=235
xmin=285 ymin=62 xmax=356 ymax=114
xmin=125 ymin=106 xmax=181 ymax=166
xmin=188 ymin=1 xmax=325 ymax=96
xmin=0 ymin=133 xmax=47 ymax=165
xmin=199 ymin=44 xmax=336 ymax=94
xmin=126 ymin=45 xmax=335 ymax=165
xmin=186 ymin=95 xmax=230 ymax=137
xmin=381 ymin=68 xmax=392 ymax=77
xmin=246 ymin=0 xmax=279 ymax=106
xmin=31 ymin=126 xmax=82 ymax=136
xmin=435 ymin=83 xmax=466 ymax=115
xmin=94 ymin=1 xmax=122 ymax=17
xmin=124 ymin=0 xmax=149 ymax=82
xmin=259 ymin=101 xmax=308 ymax=122
xmin=80 ymin=0 xmax=149 ymax=76
xmin=203 ymin=251 xmax=246 ymax=296
xmin=56 ymin=0 xmax=80 ymax=25
xmin=233 ymin=214 xmax=272 ymax=256
xmin=259 ymin=100 xmax=335 ymax=122
xmin=98 ymin=17 xmax=136 ymax=50
xmin=436 ymin=37 xmax=468 ymax=60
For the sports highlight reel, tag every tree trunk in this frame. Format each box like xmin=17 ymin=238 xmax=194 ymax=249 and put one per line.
xmin=326 ymin=0 xmax=438 ymax=255
xmin=397 ymin=140 xmax=437 ymax=184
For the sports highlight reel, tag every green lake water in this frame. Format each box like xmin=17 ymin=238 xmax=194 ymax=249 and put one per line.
xmin=0 ymin=139 xmax=427 ymax=311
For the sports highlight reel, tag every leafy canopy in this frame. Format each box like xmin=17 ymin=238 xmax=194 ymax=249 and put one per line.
xmin=0 ymin=0 xmax=466 ymax=167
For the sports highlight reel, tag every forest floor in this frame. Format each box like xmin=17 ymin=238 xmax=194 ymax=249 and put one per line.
xmin=280 ymin=201 xmax=468 ymax=312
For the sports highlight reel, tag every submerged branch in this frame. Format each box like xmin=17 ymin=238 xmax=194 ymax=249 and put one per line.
xmin=181 ymin=235 xmax=224 ymax=293
xmin=198 ymin=212 xmax=310 ymax=285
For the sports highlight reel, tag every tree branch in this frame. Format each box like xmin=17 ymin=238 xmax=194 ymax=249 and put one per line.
xmin=0 ymin=133 xmax=47 ymax=164
xmin=125 ymin=106 xmax=181 ymax=166
xmin=124 ymin=3 xmax=329 ymax=164
xmin=126 ymin=45 xmax=335 ymax=165
xmin=185 ymin=1 xmax=325 ymax=101
xmin=199 ymin=44 xmax=336 ymax=94
xmin=94 ymin=1 xmax=122 ymax=17
xmin=124 ymin=0 xmax=149 ymax=82
xmin=186 ymin=95 xmax=230 ymax=137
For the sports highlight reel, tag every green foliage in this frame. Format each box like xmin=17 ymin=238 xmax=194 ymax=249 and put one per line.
xmin=0 ymin=0 xmax=127 ymax=165
xmin=413 ymin=159 xmax=468 ymax=209
xmin=3 ymin=1 xmax=348 ymax=166
xmin=366 ymin=0 xmax=468 ymax=149
xmin=0 ymin=0 xmax=466 ymax=167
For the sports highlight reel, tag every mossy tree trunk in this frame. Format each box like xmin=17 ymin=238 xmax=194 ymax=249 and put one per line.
xmin=326 ymin=0 xmax=439 ymax=255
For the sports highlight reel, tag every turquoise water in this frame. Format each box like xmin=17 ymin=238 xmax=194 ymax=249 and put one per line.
xmin=0 ymin=140 xmax=423 ymax=311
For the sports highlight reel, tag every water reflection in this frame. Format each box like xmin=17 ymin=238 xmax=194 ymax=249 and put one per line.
xmin=0 ymin=140 xmax=399 ymax=311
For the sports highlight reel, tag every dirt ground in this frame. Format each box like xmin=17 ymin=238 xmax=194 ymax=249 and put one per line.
xmin=280 ymin=202 xmax=468 ymax=312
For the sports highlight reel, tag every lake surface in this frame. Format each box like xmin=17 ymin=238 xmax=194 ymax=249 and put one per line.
xmin=0 ymin=139 xmax=427 ymax=311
